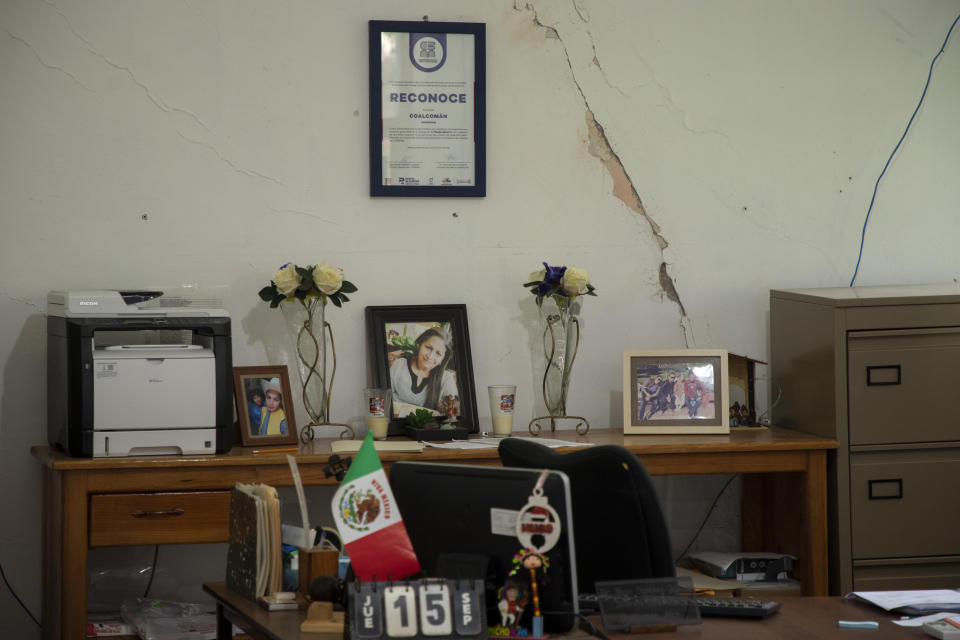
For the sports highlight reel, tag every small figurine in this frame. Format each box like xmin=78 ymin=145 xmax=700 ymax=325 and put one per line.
xmin=729 ymin=402 xmax=741 ymax=427
xmin=497 ymin=580 xmax=528 ymax=629
xmin=510 ymin=548 xmax=550 ymax=637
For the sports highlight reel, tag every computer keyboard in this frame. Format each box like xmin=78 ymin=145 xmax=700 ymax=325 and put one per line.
xmin=696 ymin=597 xmax=780 ymax=618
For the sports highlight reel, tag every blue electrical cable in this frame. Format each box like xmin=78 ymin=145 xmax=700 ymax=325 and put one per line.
xmin=1 ymin=560 xmax=41 ymax=628
xmin=849 ymin=11 xmax=960 ymax=287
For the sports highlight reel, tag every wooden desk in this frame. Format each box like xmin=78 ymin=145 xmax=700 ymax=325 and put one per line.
xmin=203 ymin=582 xmax=921 ymax=640
xmin=33 ymin=426 xmax=835 ymax=640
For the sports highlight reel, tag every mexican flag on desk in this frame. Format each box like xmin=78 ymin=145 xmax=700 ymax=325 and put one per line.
xmin=331 ymin=432 xmax=421 ymax=581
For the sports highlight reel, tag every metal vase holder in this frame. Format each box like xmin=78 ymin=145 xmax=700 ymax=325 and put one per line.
xmin=289 ymin=299 xmax=354 ymax=442
xmin=528 ymin=308 xmax=590 ymax=436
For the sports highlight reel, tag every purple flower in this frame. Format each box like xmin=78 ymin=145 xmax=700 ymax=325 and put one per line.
xmin=542 ymin=262 xmax=566 ymax=284
xmin=535 ymin=262 xmax=566 ymax=296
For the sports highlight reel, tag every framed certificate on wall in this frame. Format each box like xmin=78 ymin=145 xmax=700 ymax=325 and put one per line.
xmin=369 ymin=20 xmax=486 ymax=197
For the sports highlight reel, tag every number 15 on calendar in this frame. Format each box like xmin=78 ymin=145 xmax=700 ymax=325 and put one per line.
xmin=348 ymin=579 xmax=485 ymax=640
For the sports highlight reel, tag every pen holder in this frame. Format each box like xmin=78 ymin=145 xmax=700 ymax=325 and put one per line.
xmin=298 ymin=548 xmax=340 ymax=603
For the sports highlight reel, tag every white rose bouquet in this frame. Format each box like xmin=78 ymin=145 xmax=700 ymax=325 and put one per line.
xmin=523 ymin=262 xmax=597 ymax=310
xmin=259 ymin=261 xmax=357 ymax=308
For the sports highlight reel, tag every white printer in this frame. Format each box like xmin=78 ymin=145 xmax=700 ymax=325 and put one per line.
xmin=47 ymin=289 xmax=233 ymax=457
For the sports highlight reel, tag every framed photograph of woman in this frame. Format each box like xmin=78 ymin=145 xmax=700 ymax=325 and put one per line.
xmin=365 ymin=304 xmax=479 ymax=435
xmin=232 ymin=366 xmax=298 ymax=447
xmin=622 ymin=349 xmax=730 ymax=435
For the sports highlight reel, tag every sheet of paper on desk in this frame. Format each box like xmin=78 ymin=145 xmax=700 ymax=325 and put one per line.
xmin=893 ymin=613 xmax=960 ymax=627
xmin=329 ymin=440 xmax=424 ymax=453
xmin=424 ymin=437 xmax=594 ymax=450
xmin=849 ymin=590 xmax=960 ymax=611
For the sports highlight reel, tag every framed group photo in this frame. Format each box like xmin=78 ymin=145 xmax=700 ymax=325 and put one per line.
xmin=232 ymin=366 xmax=298 ymax=447
xmin=369 ymin=20 xmax=486 ymax=197
xmin=365 ymin=304 xmax=479 ymax=435
xmin=622 ymin=349 xmax=729 ymax=435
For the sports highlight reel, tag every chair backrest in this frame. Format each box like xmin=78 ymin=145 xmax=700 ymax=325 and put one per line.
xmin=498 ymin=438 xmax=675 ymax=595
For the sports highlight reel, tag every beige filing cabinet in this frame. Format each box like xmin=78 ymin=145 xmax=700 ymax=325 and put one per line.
xmin=770 ymin=284 xmax=960 ymax=594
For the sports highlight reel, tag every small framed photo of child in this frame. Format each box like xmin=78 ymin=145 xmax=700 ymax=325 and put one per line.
xmin=232 ymin=366 xmax=298 ymax=447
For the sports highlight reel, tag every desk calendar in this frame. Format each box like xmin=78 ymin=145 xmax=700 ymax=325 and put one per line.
xmin=347 ymin=578 xmax=486 ymax=640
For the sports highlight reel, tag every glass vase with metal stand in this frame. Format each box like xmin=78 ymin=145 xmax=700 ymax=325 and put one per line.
xmin=284 ymin=297 xmax=354 ymax=443
xmin=529 ymin=297 xmax=590 ymax=436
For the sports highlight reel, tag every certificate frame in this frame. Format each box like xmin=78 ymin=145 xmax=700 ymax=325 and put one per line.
xmin=369 ymin=20 xmax=486 ymax=197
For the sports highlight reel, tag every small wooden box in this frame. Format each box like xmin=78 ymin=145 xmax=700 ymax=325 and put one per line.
xmin=298 ymin=548 xmax=340 ymax=601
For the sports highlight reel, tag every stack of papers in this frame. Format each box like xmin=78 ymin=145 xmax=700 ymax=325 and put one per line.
xmin=847 ymin=590 xmax=960 ymax=615
xmin=425 ymin=437 xmax=594 ymax=450
xmin=330 ymin=439 xmax=424 ymax=453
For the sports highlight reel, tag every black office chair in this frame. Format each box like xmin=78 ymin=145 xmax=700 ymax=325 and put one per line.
xmin=498 ymin=438 xmax=675 ymax=596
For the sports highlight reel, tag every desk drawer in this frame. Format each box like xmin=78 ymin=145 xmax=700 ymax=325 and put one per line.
xmin=89 ymin=491 xmax=230 ymax=547
xmin=850 ymin=448 xmax=960 ymax=559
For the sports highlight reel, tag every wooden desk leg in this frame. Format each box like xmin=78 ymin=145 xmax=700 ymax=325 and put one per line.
xmin=60 ymin=470 xmax=90 ymax=640
xmin=803 ymin=450 xmax=828 ymax=597
xmin=741 ymin=456 xmax=829 ymax=596
xmin=41 ymin=467 xmax=61 ymax=640
xmin=216 ymin=602 xmax=232 ymax=640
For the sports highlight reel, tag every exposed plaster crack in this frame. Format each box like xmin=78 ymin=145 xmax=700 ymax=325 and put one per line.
xmin=519 ymin=1 xmax=691 ymax=345
xmin=584 ymin=112 xmax=665 ymax=248
xmin=1 ymin=27 xmax=94 ymax=91
xmin=658 ymin=262 xmax=686 ymax=317
xmin=178 ymin=132 xmax=286 ymax=186
xmin=269 ymin=208 xmax=336 ymax=224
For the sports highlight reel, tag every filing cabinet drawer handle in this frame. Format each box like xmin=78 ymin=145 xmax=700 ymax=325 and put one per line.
xmin=866 ymin=365 xmax=901 ymax=386
xmin=131 ymin=507 xmax=185 ymax=518
xmin=868 ymin=479 xmax=903 ymax=500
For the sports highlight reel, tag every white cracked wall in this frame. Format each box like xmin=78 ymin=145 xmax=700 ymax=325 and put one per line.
xmin=2 ymin=0 xmax=959 ymax=634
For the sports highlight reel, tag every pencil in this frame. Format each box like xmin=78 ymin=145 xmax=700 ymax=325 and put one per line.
xmin=251 ymin=446 xmax=299 ymax=454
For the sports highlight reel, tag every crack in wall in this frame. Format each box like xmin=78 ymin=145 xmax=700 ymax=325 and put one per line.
xmin=629 ymin=43 xmax=731 ymax=143
xmin=518 ymin=1 xmax=691 ymax=345
xmin=178 ymin=132 xmax=286 ymax=186
xmin=39 ymin=0 xmax=211 ymax=133
xmin=588 ymin=38 xmax=629 ymax=97
xmin=85 ymin=47 xmax=212 ymax=133
xmin=2 ymin=27 xmax=94 ymax=91
xmin=269 ymin=208 xmax=336 ymax=224
xmin=2 ymin=293 xmax=43 ymax=311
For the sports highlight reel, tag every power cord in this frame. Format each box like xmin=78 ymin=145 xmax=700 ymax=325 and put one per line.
xmin=850 ymin=11 xmax=960 ymax=286
xmin=142 ymin=545 xmax=159 ymax=599
xmin=0 ymin=560 xmax=41 ymax=628
xmin=673 ymin=474 xmax=738 ymax=564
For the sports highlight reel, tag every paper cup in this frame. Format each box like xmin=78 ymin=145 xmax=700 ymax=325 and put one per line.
xmin=488 ymin=385 xmax=517 ymax=436
xmin=363 ymin=388 xmax=391 ymax=439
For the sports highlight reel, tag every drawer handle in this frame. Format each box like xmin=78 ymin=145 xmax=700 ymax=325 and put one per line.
xmin=866 ymin=365 xmax=901 ymax=386
xmin=868 ymin=479 xmax=902 ymax=500
xmin=131 ymin=507 xmax=185 ymax=518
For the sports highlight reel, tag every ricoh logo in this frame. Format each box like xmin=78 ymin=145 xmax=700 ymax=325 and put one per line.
xmin=79 ymin=300 xmax=99 ymax=306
